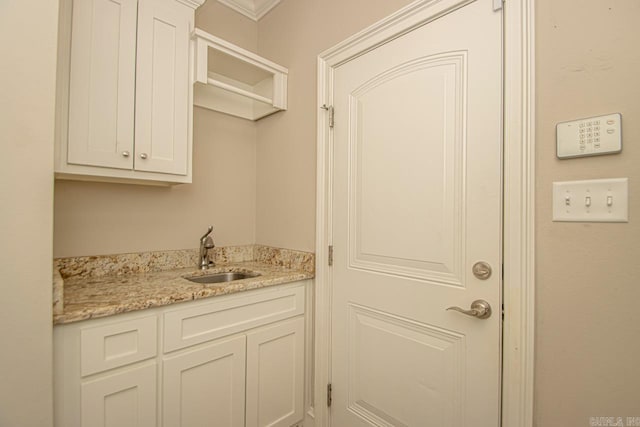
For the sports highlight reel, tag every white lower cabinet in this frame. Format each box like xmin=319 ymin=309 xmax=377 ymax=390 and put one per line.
xmin=246 ymin=317 xmax=305 ymax=427
xmin=54 ymin=282 xmax=309 ymax=427
xmin=163 ymin=335 xmax=247 ymax=427
xmin=81 ymin=363 xmax=157 ymax=427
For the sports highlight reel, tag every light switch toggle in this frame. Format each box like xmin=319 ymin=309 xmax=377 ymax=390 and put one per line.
xmin=553 ymin=178 xmax=628 ymax=222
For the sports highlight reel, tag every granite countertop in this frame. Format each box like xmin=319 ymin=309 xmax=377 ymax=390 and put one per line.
xmin=53 ymin=245 xmax=315 ymax=325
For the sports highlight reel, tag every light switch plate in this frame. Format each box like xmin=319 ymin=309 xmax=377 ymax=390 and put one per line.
xmin=553 ymin=178 xmax=628 ymax=222
xmin=556 ymin=113 xmax=622 ymax=159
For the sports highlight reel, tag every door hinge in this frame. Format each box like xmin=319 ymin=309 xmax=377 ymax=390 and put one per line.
xmin=493 ymin=0 xmax=503 ymax=11
xmin=327 ymin=383 xmax=333 ymax=407
xmin=321 ymin=104 xmax=334 ymax=128
xmin=328 ymin=245 xmax=334 ymax=266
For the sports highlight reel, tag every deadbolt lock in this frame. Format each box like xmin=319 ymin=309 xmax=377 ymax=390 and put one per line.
xmin=472 ymin=261 xmax=492 ymax=280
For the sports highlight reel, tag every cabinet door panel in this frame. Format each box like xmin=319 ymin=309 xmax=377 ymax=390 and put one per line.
xmin=68 ymin=0 xmax=137 ymax=169
xmin=135 ymin=0 xmax=191 ymax=175
xmin=163 ymin=335 xmax=246 ymax=427
xmin=246 ymin=317 xmax=305 ymax=427
xmin=81 ymin=363 xmax=156 ymax=427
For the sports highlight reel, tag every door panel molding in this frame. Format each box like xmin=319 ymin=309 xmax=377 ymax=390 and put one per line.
xmin=347 ymin=303 xmax=465 ymax=426
xmin=347 ymin=52 xmax=467 ymax=286
xmin=315 ymin=0 xmax=535 ymax=425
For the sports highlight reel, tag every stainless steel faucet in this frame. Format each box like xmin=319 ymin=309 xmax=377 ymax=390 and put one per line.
xmin=199 ymin=226 xmax=215 ymax=270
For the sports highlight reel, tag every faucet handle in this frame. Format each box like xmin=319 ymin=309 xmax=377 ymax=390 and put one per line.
xmin=203 ymin=236 xmax=215 ymax=249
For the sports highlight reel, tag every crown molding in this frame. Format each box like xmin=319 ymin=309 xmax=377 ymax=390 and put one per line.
xmin=176 ymin=0 xmax=206 ymax=9
xmin=217 ymin=0 xmax=281 ymax=21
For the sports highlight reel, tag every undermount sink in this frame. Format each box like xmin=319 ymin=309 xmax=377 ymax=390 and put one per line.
xmin=185 ymin=271 xmax=261 ymax=284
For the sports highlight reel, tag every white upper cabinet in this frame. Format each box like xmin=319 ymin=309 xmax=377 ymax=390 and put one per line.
xmin=67 ymin=0 xmax=138 ymax=170
xmin=193 ymin=29 xmax=288 ymax=121
xmin=134 ymin=0 xmax=191 ymax=176
xmin=56 ymin=0 xmax=204 ymax=185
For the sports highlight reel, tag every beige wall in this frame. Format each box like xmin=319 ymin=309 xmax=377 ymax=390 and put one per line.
xmin=535 ymin=0 xmax=640 ymax=424
xmin=53 ymin=0 xmax=414 ymax=257
xmin=258 ymin=0 xmax=640 ymax=422
xmin=53 ymin=2 xmax=259 ymax=258
xmin=54 ymin=108 xmax=257 ymax=257
xmin=0 ymin=1 xmax=58 ymax=425
xmin=196 ymin=0 xmax=257 ymax=50
xmin=50 ymin=0 xmax=640 ymax=422
xmin=255 ymin=0 xmax=413 ymax=252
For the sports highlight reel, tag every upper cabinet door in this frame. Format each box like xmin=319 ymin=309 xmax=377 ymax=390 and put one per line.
xmin=67 ymin=0 xmax=137 ymax=170
xmin=134 ymin=0 xmax=191 ymax=176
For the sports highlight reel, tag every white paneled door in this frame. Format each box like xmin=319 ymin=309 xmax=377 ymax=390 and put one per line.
xmin=330 ymin=0 xmax=502 ymax=425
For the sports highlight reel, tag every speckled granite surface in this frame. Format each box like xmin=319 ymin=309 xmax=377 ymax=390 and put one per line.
xmin=53 ymin=245 xmax=314 ymax=325
xmin=53 ymin=269 xmax=64 ymax=316
xmin=255 ymin=245 xmax=315 ymax=274
xmin=55 ymin=245 xmax=256 ymax=279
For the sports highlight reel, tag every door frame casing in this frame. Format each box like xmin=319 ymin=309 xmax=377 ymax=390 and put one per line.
xmin=314 ymin=0 xmax=535 ymax=425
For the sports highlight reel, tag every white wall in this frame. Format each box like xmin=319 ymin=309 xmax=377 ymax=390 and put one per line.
xmin=0 ymin=1 xmax=58 ymax=425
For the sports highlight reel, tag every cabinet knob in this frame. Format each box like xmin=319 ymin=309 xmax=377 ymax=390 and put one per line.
xmin=139 ymin=153 xmax=148 ymax=160
xmin=122 ymin=151 xmax=130 ymax=157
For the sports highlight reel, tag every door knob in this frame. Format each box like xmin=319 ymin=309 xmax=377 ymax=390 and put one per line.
xmin=447 ymin=300 xmax=492 ymax=319
xmin=139 ymin=153 xmax=148 ymax=159
xmin=121 ymin=151 xmax=130 ymax=157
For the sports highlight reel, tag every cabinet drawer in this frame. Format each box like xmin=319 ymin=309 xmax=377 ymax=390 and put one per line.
xmin=164 ymin=285 xmax=305 ymax=353
xmin=81 ymin=315 xmax=157 ymax=376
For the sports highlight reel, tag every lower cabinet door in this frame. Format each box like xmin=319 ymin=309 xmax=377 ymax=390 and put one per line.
xmin=81 ymin=363 xmax=157 ymax=427
xmin=163 ymin=335 xmax=247 ymax=427
xmin=246 ymin=316 xmax=305 ymax=427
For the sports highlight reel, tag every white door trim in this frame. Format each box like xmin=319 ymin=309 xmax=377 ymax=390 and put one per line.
xmin=314 ymin=0 xmax=535 ymax=425
xmin=500 ymin=0 xmax=536 ymax=425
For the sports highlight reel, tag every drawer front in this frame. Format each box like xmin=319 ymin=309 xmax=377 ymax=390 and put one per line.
xmin=164 ymin=285 xmax=305 ymax=353
xmin=81 ymin=315 xmax=157 ymax=376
